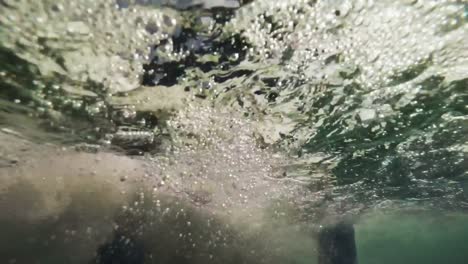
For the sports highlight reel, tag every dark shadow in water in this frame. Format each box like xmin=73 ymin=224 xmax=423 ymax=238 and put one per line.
xmin=92 ymin=233 xmax=145 ymax=264
xmin=318 ymin=222 xmax=358 ymax=264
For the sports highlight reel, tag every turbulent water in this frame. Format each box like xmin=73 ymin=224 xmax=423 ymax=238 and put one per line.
xmin=0 ymin=0 xmax=467 ymax=263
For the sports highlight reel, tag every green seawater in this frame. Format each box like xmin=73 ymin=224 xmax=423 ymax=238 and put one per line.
xmin=357 ymin=213 xmax=468 ymax=264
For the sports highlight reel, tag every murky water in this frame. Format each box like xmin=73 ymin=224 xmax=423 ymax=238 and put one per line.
xmin=0 ymin=0 xmax=467 ymax=263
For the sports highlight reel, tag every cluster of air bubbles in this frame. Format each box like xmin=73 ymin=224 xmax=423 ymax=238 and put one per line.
xmin=212 ymin=0 xmax=468 ymax=215
xmin=232 ymin=0 xmax=467 ymax=89
xmin=220 ymin=0 xmax=467 ymax=156
xmin=126 ymin=103 xmax=305 ymax=219
xmin=0 ymin=0 xmax=465 ymax=226
xmin=0 ymin=0 xmax=180 ymax=121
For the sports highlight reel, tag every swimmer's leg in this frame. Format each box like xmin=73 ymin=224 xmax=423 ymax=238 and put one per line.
xmin=317 ymin=222 xmax=358 ymax=264
xmin=92 ymin=232 xmax=145 ymax=264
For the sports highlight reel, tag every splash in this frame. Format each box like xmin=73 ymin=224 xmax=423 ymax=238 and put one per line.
xmin=1 ymin=0 xmax=468 ymax=262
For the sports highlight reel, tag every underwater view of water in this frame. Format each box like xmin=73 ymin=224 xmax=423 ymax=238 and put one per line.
xmin=0 ymin=0 xmax=467 ymax=263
